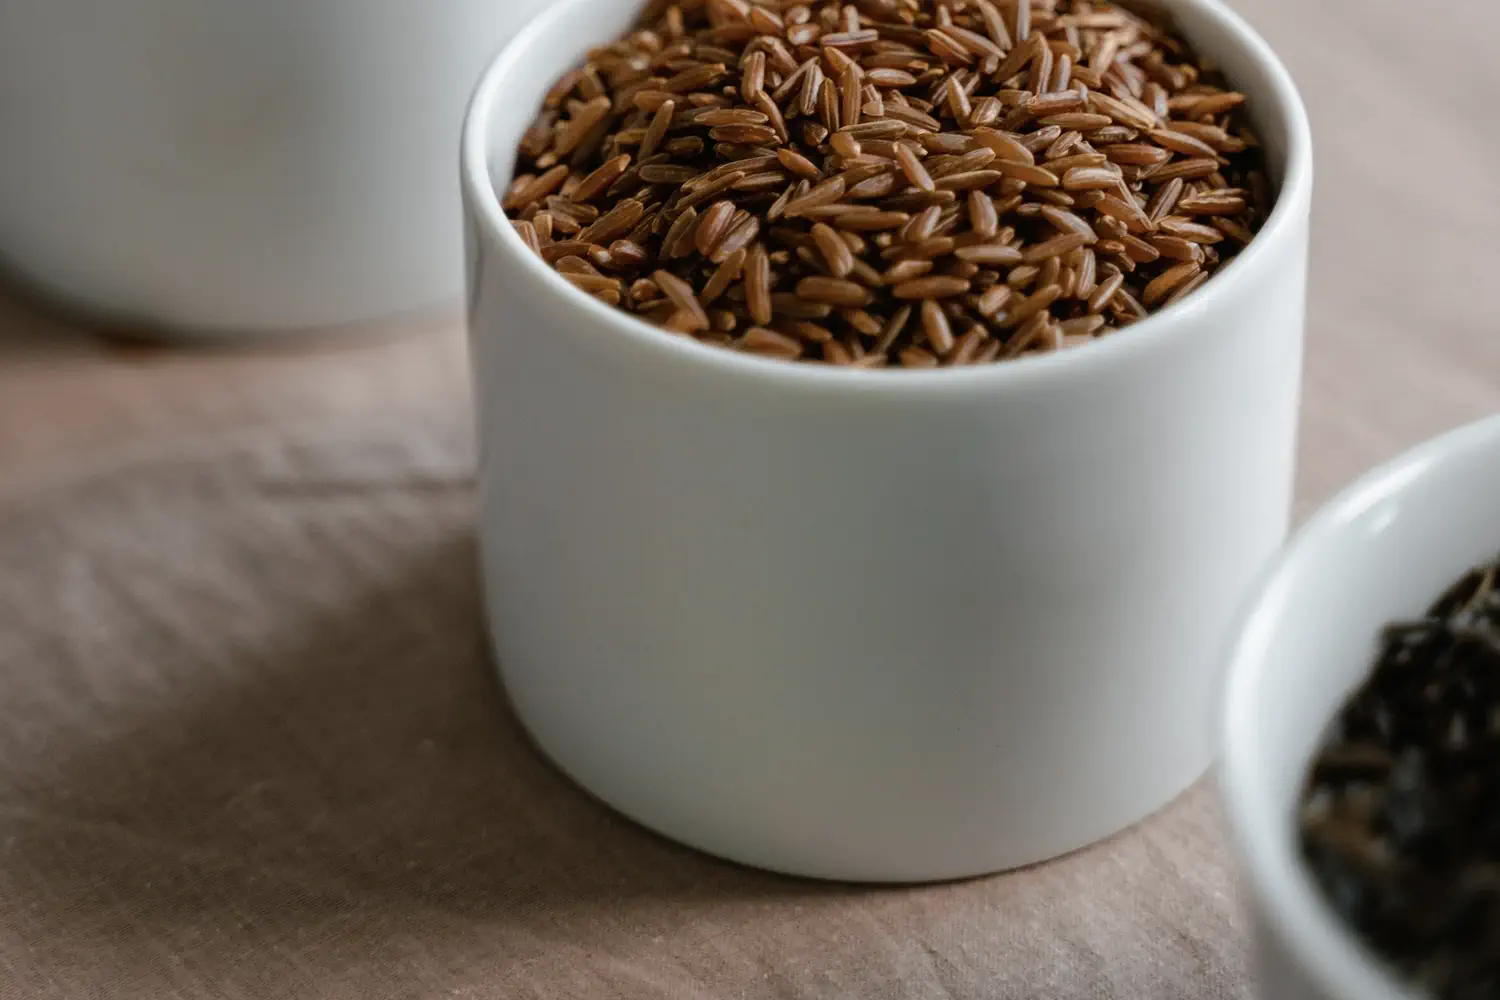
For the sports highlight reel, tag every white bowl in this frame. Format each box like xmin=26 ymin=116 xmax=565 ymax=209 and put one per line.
xmin=1222 ymin=415 xmax=1500 ymax=999
xmin=0 ymin=0 xmax=549 ymax=335
xmin=463 ymin=0 xmax=1313 ymax=881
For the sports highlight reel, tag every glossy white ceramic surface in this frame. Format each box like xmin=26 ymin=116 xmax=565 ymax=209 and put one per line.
xmin=0 ymin=0 xmax=547 ymax=334
xmin=464 ymin=0 xmax=1313 ymax=881
xmin=1222 ymin=415 xmax=1500 ymax=1000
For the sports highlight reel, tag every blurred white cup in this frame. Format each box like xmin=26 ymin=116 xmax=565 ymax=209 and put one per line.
xmin=1223 ymin=416 xmax=1500 ymax=1000
xmin=0 ymin=0 xmax=549 ymax=335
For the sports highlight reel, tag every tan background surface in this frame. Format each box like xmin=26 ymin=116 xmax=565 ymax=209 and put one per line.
xmin=0 ymin=0 xmax=1496 ymax=996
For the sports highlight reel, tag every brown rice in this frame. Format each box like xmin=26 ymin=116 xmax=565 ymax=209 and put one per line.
xmin=503 ymin=0 xmax=1272 ymax=367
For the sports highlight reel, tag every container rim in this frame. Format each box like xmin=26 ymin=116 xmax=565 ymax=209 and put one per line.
xmin=461 ymin=0 xmax=1313 ymax=394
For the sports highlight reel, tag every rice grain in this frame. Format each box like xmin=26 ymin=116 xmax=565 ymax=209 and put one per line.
xmin=921 ymin=299 xmax=956 ymax=355
xmin=893 ymin=276 xmax=973 ymax=299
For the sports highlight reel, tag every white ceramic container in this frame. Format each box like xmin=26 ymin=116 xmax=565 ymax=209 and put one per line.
xmin=0 ymin=0 xmax=548 ymax=334
xmin=463 ymin=0 xmax=1313 ymax=881
xmin=1222 ymin=415 xmax=1500 ymax=1000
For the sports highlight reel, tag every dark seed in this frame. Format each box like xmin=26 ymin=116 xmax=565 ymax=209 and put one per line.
xmin=1301 ymin=556 xmax=1500 ymax=1000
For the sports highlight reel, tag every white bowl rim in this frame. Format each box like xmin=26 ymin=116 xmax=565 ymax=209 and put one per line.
xmin=460 ymin=0 xmax=1313 ymax=394
xmin=1220 ymin=414 xmax=1500 ymax=1000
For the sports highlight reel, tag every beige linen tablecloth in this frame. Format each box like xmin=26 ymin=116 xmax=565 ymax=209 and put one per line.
xmin=0 ymin=0 xmax=1497 ymax=996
